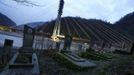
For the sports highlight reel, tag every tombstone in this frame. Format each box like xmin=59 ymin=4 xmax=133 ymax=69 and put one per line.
xmin=101 ymin=41 xmax=105 ymax=49
xmin=62 ymin=34 xmax=72 ymax=52
xmin=56 ymin=42 xmax=60 ymax=50
xmin=108 ymin=43 xmax=111 ymax=48
xmin=114 ymin=42 xmax=134 ymax=55
xmin=3 ymin=39 xmax=13 ymax=54
xmin=4 ymin=39 xmax=13 ymax=48
xmin=20 ymin=25 xmax=35 ymax=53
xmin=1 ymin=39 xmax=13 ymax=64
xmin=130 ymin=42 xmax=134 ymax=54
xmin=78 ymin=43 xmax=82 ymax=50
xmin=7 ymin=25 xmax=39 ymax=70
xmin=122 ymin=42 xmax=125 ymax=49
xmin=58 ymin=35 xmax=97 ymax=69
xmin=88 ymin=38 xmax=95 ymax=49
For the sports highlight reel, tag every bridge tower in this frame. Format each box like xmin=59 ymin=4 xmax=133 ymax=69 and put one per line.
xmin=51 ymin=0 xmax=64 ymax=42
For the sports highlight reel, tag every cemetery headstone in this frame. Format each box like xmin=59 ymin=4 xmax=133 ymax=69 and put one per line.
xmin=8 ymin=25 xmax=36 ymax=69
xmin=114 ymin=42 xmax=134 ymax=55
xmin=122 ymin=42 xmax=125 ymax=49
xmin=4 ymin=39 xmax=13 ymax=48
xmin=56 ymin=42 xmax=60 ymax=50
xmin=88 ymin=38 xmax=95 ymax=49
xmin=62 ymin=34 xmax=72 ymax=52
xmin=4 ymin=39 xmax=13 ymax=54
xmin=7 ymin=25 xmax=39 ymax=70
xmin=109 ymin=43 xmax=111 ymax=48
xmin=20 ymin=25 xmax=35 ymax=53
xmin=130 ymin=42 xmax=134 ymax=54
xmin=101 ymin=41 xmax=105 ymax=49
xmin=78 ymin=43 xmax=82 ymax=50
xmin=2 ymin=39 xmax=13 ymax=64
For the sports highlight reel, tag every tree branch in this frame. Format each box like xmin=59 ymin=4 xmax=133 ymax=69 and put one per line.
xmin=0 ymin=1 xmax=17 ymax=8
xmin=12 ymin=0 xmax=44 ymax=7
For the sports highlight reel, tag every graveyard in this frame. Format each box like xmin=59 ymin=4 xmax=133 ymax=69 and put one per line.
xmin=0 ymin=25 xmax=39 ymax=75
xmin=0 ymin=0 xmax=134 ymax=75
xmin=0 ymin=25 xmax=134 ymax=75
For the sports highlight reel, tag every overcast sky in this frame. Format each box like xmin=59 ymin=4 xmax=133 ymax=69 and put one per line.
xmin=0 ymin=0 xmax=134 ymax=25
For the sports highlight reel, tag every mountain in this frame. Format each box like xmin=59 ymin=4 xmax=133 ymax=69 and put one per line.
xmin=21 ymin=22 xmax=45 ymax=28
xmin=16 ymin=22 xmax=45 ymax=30
xmin=114 ymin=12 xmax=134 ymax=39
xmin=38 ymin=17 xmax=112 ymax=39
xmin=0 ymin=13 xmax=16 ymax=26
xmin=37 ymin=17 xmax=131 ymax=44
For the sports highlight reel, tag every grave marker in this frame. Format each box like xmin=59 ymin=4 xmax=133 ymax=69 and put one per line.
xmin=0 ymin=39 xmax=13 ymax=64
xmin=130 ymin=42 xmax=134 ymax=54
xmin=3 ymin=25 xmax=40 ymax=75
xmin=20 ymin=25 xmax=35 ymax=53
xmin=63 ymin=34 xmax=72 ymax=51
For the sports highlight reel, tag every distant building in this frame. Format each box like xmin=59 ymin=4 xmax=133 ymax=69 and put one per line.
xmin=0 ymin=25 xmax=9 ymax=31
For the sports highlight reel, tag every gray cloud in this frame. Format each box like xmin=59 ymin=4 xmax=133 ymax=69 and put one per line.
xmin=0 ymin=0 xmax=133 ymax=25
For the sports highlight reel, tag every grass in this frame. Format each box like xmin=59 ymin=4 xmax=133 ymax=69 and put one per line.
xmin=0 ymin=58 xmax=9 ymax=73
xmin=53 ymin=52 xmax=90 ymax=71
xmin=79 ymin=49 xmax=113 ymax=61
xmin=37 ymin=50 xmax=134 ymax=75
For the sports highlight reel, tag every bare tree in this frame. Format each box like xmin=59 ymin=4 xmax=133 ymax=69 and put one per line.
xmin=12 ymin=0 xmax=42 ymax=6
xmin=0 ymin=0 xmax=45 ymax=7
xmin=0 ymin=0 xmax=16 ymax=8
